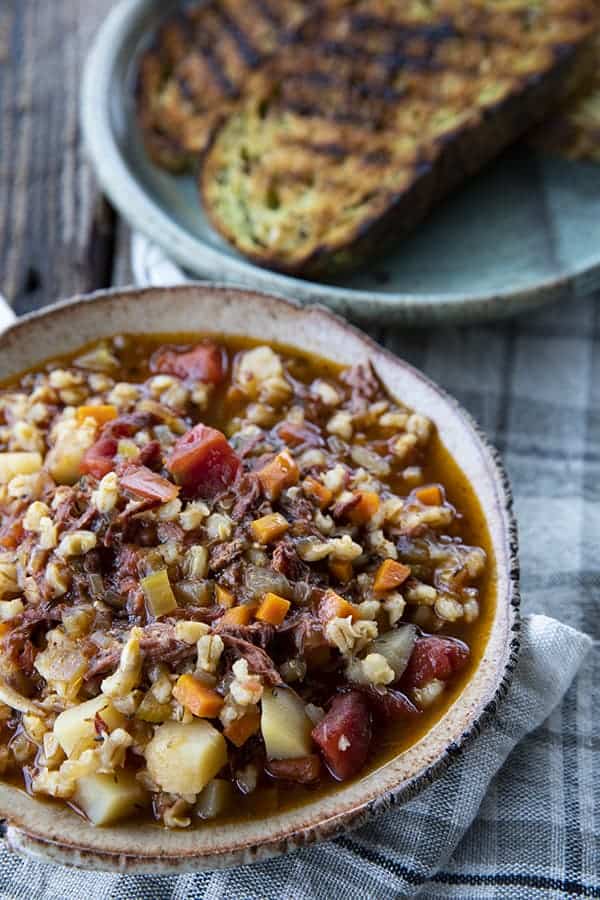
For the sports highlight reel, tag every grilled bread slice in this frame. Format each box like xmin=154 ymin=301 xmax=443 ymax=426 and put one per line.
xmin=136 ymin=1 xmax=347 ymax=173
xmin=200 ymin=0 xmax=599 ymax=277
xmin=529 ymin=32 xmax=600 ymax=162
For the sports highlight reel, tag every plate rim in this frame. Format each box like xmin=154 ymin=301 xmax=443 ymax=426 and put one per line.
xmin=80 ymin=0 xmax=600 ymax=324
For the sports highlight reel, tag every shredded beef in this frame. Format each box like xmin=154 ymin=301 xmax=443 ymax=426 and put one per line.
xmin=215 ymin=621 xmax=275 ymax=649
xmin=220 ymin=634 xmax=282 ymax=685
xmin=342 ymin=361 xmax=380 ymax=414
xmin=209 ymin=538 xmax=246 ymax=572
xmin=271 ymin=540 xmax=310 ymax=582
xmin=231 ymin=472 xmax=261 ymax=521
xmin=278 ymin=491 xmax=314 ymax=525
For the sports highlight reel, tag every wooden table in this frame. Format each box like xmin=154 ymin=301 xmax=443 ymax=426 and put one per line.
xmin=0 ymin=0 xmax=134 ymax=317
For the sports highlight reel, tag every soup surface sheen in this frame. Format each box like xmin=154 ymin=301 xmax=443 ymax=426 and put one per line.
xmin=0 ymin=334 xmax=494 ymax=828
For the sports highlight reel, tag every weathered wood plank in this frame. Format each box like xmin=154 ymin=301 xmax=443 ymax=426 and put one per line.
xmin=0 ymin=0 xmax=117 ymax=315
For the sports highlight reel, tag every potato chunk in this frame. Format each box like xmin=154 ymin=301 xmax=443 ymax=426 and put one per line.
xmin=145 ymin=720 xmax=227 ymax=795
xmin=261 ymin=687 xmax=313 ymax=760
xmin=0 ymin=452 xmax=42 ymax=483
xmin=73 ymin=770 xmax=148 ymax=826
xmin=54 ymin=695 xmax=125 ymax=757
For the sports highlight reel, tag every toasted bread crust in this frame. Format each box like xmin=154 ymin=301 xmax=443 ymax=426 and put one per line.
xmin=136 ymin=1 xmax=338 ymax=172
xmin=528 ymin=33 xmax=600 ymax=162
xmin=199 ymin=0 xmax=599 ymax=276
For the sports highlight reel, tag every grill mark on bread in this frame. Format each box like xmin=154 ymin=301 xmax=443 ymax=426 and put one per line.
xmin=213 ymin=4 xmax=262 ymax=69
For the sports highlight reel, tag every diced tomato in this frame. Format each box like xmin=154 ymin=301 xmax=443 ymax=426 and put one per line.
xmin=120 ymin=465 xmax=179 ymax=503
xmin=311 ymin=691 xmax=371 ymax=782
xmin=166 ymin=424 xmax=241 ymax=498
xmin=359 ymin=686 xmax=421 ymax=724
xmin=401 ymin=636 xmax=470 ymax=690
xmin=266 ymin=755 xmax=321 ymax=784
xmin=80 ymin=436 xmax=118 ymax=479
xmin=276 ymin=421 xmax=324 ymax=448
xmin=151 ymin=343 xmax=226 ymax=384
xmin=80 ymin=414 xmax=152 ymax=480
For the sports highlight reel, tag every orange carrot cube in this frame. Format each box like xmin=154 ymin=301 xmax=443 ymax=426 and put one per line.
xmin=172 ymin=674 xmax=224 ymax=718
xmin=302 ymin=476 xmax=333 ymax=509
xmin=220 ymin=605 xmax=253 ymax=626
xmin=415 ymin=484 xmax=443 ymax=506
xmin=215 ymin=585 xmax=234 ymax=609
xmin=348 ymin=491 xmax=380 ymax=525
xmin=318 ymin=589 xmax=357 ymax=624
xmin=255 ymin=592 xmax=291 ymax=626
xmin=373 ymin=559 xmax=411 ymax=594
xmin=75 ymin=404 xmax=118 ymax=427
xmin=257 ymin=451 xmax=299 ymax=500
xmin=329 ymin=559 xmax=353 ymax=583
xmin=223 ymin=707 xmax=261 ymax=747
xmin=250 ymin=513 xmax=289 ymax=544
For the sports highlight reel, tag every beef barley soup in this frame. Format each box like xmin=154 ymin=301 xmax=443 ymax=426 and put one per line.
xmin=0 ymin=334 xmax=494 ymax=828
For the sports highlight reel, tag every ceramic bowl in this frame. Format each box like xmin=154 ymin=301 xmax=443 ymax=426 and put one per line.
xmin=0 ymin=285 xmax=519 ymax=872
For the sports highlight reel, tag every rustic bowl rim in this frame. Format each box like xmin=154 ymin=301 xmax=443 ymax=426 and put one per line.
xmin=0 ymin=284 xmax=520 ymax=873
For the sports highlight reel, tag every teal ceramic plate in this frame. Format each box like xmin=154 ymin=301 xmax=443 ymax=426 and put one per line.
xmin=82 ymin=0 xmax=600 ymax=325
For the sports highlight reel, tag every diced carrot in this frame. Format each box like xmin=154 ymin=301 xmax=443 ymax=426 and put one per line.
xmin=250 ymin=513 xmax=289 ymax=544
xmin=0 ymin=520 xmax=23 ymax=550
xmin=318 ymin=589 xmax=357 ymax=624
xmin=257 ymin=451 xmax=299 ymax=500
xmin=215 ymin=585 xmax=234 ymax=609
xmin=348 ymin=491 xmax=380 ymax=525
xmin=302 ymin=476 xmax=333 ymax=509
xmin=329 ymin=559 xmax=353 ymax=583
xmin=172 ymin=674 xmax=224 ymax=718
xmin=223 ymin=707 xmax=261 ymax=747
xmin=255 ymin=592 xmax=291 ymax=626
xmin=373 ymin=559 xmax=411 ymax=594
xmin=220 ymin=605 xmax=254 ymax=626
xmin=120 ymin=465 xmax=179 ymax=503
xmin=415 ymin=484 xmax=443 ymax=506
xmin=75 ymin=405 xmax=118 ymax=427
xmin=0 ymin=623 xmax=11 ymax=639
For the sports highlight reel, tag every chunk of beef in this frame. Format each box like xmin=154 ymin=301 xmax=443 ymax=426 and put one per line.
xmin=209 ymin=538 xmax=247 ymax=572
xmin=271 ymin=540 xmax=310 ymax=582
xmin=220 ymin=633 xmax=282 ymax=685
xmin=266 ymin=754 xmax=321 ymax=784
xmin=231 ymin=472 xmax=262 ymax=522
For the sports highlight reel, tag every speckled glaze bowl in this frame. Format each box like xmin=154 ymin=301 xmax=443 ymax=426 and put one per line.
xmin=0 ymin=285 xmax=519 ymax=873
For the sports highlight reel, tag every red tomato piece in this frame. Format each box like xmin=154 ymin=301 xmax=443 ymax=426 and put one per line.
xmin=80 ymin=436 xmax=118 ymax=479
xmin=151 ymin=343 xmax=226 ymax=384
xmin=311 ymin=691 xmax=371 ymax=782
xmin=401 ymin=636 xmax=470 ymax=690
xmin=120 ymin=465 xmax=179 ymax=503
xmin=358 ymin=686 xmax=421 ymax=724
xmin=166 ymin=424 xmax=241 ymax=498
